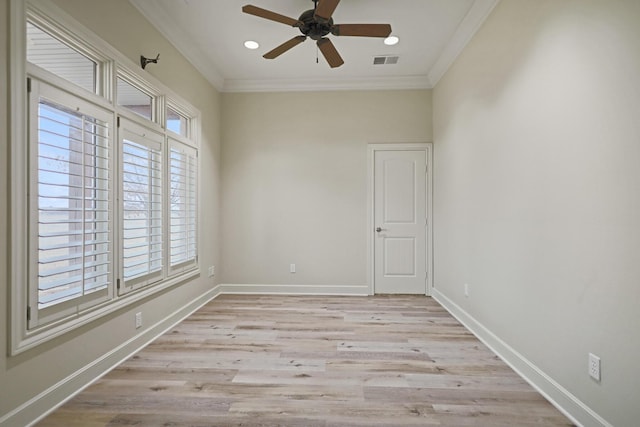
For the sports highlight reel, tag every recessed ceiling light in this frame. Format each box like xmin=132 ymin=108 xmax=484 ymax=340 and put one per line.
xmin=384 ymin=35 xmax=399 ymax=46
xmin=244 ymin=40 xmax=260 ymax=50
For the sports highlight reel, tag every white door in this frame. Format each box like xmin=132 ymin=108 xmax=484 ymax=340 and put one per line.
xmin=373 ymin=148 xmax=428 ymax=294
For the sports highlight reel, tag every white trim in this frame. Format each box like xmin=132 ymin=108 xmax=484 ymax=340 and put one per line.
xmin=222 ymin=75 xmax=432 ymax=93
xmin=367 ymin=143 xmax=434 ymax=296
xmin=426 ymin=145 xmax=434 ymax=294
xmin=432 ymin=288 xmax=613 ymax=427
xmin=9 ymin=0 xmax=28 ymax=359
xmin=15 ymin=269 xmax=199 ymax=355
xmin=130 ymin=0 xmax=497 ymax=93
xmin=217 ymin=284 xmax=369 ymax=296
xmin=428 ymin=0 xmax=500 ymax=87
xmin=128 ymin=0 xmax=225 ymax=90
xmin=0 ymin=286 xmax=220 ymax=427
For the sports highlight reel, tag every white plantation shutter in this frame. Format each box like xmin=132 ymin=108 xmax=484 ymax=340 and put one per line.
xmin=119 ymin=119 xmax=163 ymax=292
xmin=169 ymin=139 xmax=198 ymax=272
xmin=30 ymin=81 xmax=113 ymax=327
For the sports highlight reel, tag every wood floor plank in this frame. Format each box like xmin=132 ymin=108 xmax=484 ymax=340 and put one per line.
xmin=38 ymin=295 xmax=574 ymax=426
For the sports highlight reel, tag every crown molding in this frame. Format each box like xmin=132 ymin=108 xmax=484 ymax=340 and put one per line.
xmin=129 ymin=0 xmax=225 ymax=90
xmin=222 ymin=75 xmax=432 ymax=93
xmin=428 ymin=0 xmax=500 ymax=87
xmin=130 ymin=0 xmax=498 ymax=93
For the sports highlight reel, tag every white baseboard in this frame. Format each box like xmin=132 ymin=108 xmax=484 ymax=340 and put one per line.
xmin=2 ymin=286 xmax=221 ymax=427
xmin=7 ymin=286 xmax=605 ymax=427
xmin=431 ymin=288 xmax=612 ymax=427
xmin=218 ymin=283 xmax=370 ymax=296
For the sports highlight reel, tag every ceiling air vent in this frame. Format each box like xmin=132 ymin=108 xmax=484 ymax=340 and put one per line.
xmin=373 ymin=56 xmax=399 ymax=65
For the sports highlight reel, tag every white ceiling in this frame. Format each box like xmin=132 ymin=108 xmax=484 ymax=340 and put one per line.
xmin=130 ymin=0 xmax=498 ymax=92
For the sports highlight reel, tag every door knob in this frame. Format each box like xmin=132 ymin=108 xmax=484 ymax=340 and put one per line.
xmin=376 ymin=227 xmax=383 ymax=232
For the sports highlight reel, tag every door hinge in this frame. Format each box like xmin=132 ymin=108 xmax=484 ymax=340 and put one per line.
xmin=117 ymin=278 xmax=121 ymax=290
xmin=27 ymin=77 xmax=31 ymax=93
xmin=117 ymin=116 xmax=120 ymax=128
xmin=27 ymin=305 xmax=31 ymax=321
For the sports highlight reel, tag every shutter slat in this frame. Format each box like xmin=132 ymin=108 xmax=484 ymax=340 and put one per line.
xmin=122 ymin=138 xmax=163 ymax=283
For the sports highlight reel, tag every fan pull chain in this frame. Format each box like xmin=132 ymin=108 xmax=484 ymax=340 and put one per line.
xmin=316 ymin=45 xmax=319 ymax=64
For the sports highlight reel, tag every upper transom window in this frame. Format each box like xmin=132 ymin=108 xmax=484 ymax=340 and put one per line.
xmin=117 ymin=77 xmax=154 ymax=121
xmin=26 ymin=22 xmax=97 ymax=94
xmin=167 ymin=106 xmax=189 ymax=137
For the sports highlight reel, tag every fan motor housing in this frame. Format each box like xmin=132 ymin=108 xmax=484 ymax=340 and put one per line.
xmin=298 ymin=9 xmax=333 ymax=40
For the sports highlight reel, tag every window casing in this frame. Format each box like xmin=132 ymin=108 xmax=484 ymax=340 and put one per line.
xmin=10 ymin=1 xmax=201 ymax=355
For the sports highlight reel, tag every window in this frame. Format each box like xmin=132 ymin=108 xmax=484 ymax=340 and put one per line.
xmin=117 ymin=77 xmax=154 ymax=121
xmin=169 ymin=140 xmax=198 ymax=271
xmin=11 ymin=6 xmax=201 ymax=354
xmin=119 ymin=120 xmax=164 ymax=292
xmin=167 ymin=106 xmax=189 ymax=137
xmin=26 ymin=22 xmax=97 ymax=94
xmin=29 ymin=80 xmax=114 ymax=328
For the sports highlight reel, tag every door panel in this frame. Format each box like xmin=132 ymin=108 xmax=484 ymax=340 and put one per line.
xmin=374 ymin=149 xmax=426 ymax=294
xmin=384 ymin=159 xmax=416 ymax=223
xmin=384 ymin=237 xmax=416 ymax=276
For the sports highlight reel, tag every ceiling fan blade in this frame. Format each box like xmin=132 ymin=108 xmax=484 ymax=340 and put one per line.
xmin=331 ymin=24 xmax=392 ymax=38
xmin=314 ymin=0 xmax=340 ymax=22
xmin=242 ymin=5 xmax=301 ymax=27
xmin=263 ymin=36 xmax=307 ymax=59
xmin=317 ymin=38 xmax=344 ymax=68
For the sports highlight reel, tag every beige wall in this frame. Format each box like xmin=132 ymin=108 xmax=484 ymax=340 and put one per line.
xmin=221 ymin=90 xmax=432 ymax=287
xmin=433 ymin=0 xmax=640 ymax=425
xmin=5 ymin=0 xmax=637 ymax=424
xmin=0 ymin=0 xmax=221 ymax=424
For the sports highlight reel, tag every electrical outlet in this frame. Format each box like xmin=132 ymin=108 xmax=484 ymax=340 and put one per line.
xmin=135 ymin=312 xmax=143 ymax=329
xmin=589 ymin=353 xmax=601 ymax=381
xmin=290 ymin=263 xmax=296 ymax=273
xmin=208 ymin=266 xmax=215 ymax=277
xmin=464 ymin=283 xmax=469 ymax=297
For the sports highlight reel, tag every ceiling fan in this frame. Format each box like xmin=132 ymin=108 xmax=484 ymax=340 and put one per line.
xmin=242 ymin=0 xmax=392 ymax=68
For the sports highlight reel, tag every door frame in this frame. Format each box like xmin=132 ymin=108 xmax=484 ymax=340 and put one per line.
xmin=367 ymin=143 xmax=433 ymax=296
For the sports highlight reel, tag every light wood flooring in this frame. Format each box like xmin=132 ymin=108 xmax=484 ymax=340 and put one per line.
xmin=39 ymin=295 xmax=574 ymax=426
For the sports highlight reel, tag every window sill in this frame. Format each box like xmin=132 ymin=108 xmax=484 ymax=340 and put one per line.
xmin=12 ymin=268 xmax=200 ymax=356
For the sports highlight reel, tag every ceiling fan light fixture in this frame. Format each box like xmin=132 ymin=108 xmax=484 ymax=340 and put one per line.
xmin=242 ymin=1 xmax=393 ymax=67
xmin=244 ymin=40 xmax=260 ymax=49
xmin=384 ymin=35 xmax=400 ymax=46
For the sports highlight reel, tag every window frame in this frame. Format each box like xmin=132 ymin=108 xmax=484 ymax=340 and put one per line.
xmin=9 ymin=0 xmax=202 ymax=355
